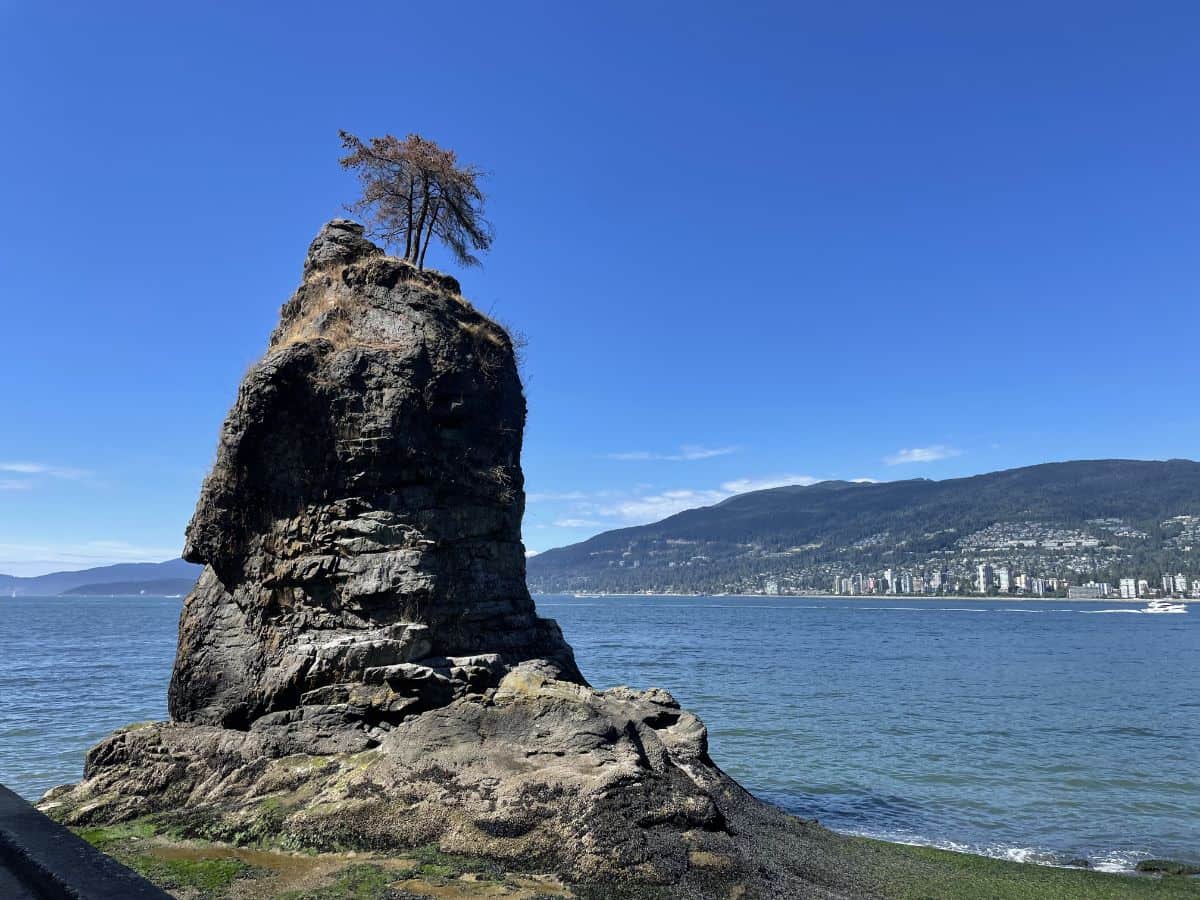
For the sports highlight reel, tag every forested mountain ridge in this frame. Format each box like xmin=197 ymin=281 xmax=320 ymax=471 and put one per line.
xmin=0 ymin=558 xmax=201 ymax=597
xmin=526 ymin=459 xmax=1200 ymax=594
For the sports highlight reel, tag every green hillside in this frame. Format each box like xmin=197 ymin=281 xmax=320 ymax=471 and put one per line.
xmin=526 ymin=459 xmax=1200 ymax=595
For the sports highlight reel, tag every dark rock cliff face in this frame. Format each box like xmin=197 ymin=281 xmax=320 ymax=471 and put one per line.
xmin=41 ymin=222 xmax=873 ymax=899
xmin=169 ymin=219 xmax=580 ymax=738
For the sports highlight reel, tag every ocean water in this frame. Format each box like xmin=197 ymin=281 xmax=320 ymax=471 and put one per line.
xmin=1 ymin=594 xmax=1197 ymax=871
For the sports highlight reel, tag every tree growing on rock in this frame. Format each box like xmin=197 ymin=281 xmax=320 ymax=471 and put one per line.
xmin=338 ymin=130 xmax=494 ymax=270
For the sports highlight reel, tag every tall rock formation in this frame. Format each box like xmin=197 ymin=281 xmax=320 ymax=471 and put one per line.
xmin=168 ymin=219 xmax=580 ymax=742
xmin=41 ymin=223 xmax=870 ymax=899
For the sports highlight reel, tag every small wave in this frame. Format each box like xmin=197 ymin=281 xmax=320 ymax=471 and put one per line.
xmin=839 ymin=828 xmax=1148 ymax=872
xmin=996 ymin=846 xmax=1059 ymax=865
xmin=1000 ymin=608 xmax=1078 ymax=613
xmin=702 ymin=605 xmax=804 ymax=610
xmin=856 ymin=606 xmax=996 ymax=613
xmin=1079 ymin=609 xmax=1144 ymax=614
xmin=731 ymin=605 xmax=823 ymax=610
xmin=843 ymin=828 xmax=1055 ymax=863
xmin=1096 ymin=725 xmax=1159 ymax=738
xmin=1091 ymin=850 xmax=1154 ymax=874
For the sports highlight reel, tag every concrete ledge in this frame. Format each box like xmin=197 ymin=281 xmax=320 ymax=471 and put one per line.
xmin=0 ymin=784 xmax=172 ymax=899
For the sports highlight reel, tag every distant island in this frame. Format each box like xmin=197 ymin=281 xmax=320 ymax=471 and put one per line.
xmin=528 ymin=459 xmax=1200 ymax=599
xmin=0 ymin=558 xmax=201 ymax=597
xmin=60 ymin=578 xmax=196 ymax=597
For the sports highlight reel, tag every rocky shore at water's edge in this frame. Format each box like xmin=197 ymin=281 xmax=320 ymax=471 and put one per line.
xmin=63 ymin=812 xmax=1200 ymax=899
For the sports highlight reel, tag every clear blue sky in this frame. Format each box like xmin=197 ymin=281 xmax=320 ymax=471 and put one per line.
xmin=1 ymin=2 xmax=1197 ymax=575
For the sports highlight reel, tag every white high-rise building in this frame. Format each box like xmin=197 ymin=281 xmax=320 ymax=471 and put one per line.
xmin=1175 ymin=574 xmax=1189 ymax=594
xmin=1119 ymin=578 xmax=1138 ymax=599
xmin=976 ymin=564 xmax=994 ymax=594
xmin=996 ymin=567 xmax=1011 ymax=593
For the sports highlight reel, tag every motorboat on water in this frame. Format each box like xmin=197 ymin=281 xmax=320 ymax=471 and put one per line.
xmin=1143 ymin=598 xmax=1187 ymax=614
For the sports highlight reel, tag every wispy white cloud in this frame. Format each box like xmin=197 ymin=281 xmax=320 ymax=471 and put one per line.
xmin=598 ymin=489 xmax=729 ymax=522
xmin=720 ymin=474 xmax=817 ymax=494
xmin=851 ymin=477 xmax=880 ymax=484
xmin=529 ymin=473 xmax=821 ymax=534
xmin=0 ymin=479 xmax=34 ymax=491
xmin=0 ymin=540 xmax=181 ymax=577
xmin=525 ymin=549 xmax=540 ymax=558
xmin=526 ymin=490 xmax=590 ymax=502
xmin=883 ymin=445 xmax=961 ymax=466
xmin=0 ymin=461 xmax=91 ymax=480
xmin=606 ymin=445 xmax=738 ymax=462
xmin=595 ymin=474 xmax=818 ymax=524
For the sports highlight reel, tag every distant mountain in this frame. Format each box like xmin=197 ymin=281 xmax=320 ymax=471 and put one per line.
xmin=526 ymin=459 xmax=1200 ymax=595
xmin=61 ymin=578 xmax=196 ymax=597
xmin=0 ymin=558 xmax=202 ymax=597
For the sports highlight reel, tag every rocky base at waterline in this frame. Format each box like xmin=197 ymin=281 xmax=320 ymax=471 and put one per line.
xmin=42 ymin=665 xmax=881 ymax=898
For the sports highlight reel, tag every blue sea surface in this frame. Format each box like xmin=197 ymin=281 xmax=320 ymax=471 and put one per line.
xmin=1 ymin=594 xmax=1197 ymax=871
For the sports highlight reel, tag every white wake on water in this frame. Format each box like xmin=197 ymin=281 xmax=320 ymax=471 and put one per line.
xmin=1080 ymin=609 xmax=1148 ymax=614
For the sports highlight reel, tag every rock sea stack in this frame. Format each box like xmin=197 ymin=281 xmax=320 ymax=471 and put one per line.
xmin=169 ymin=218 xmax=581 ymax=740
xmin=41 ymin=222 xmax=870 ymax=898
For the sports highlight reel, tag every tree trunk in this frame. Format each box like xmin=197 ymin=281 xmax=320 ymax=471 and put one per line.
xmin=410 ymin=175 xmax=431 ymax=265
xmin=403 ymin=175 xmax=416 ymax=260
xmin=419 ymin=201 xmax=440 ymax=270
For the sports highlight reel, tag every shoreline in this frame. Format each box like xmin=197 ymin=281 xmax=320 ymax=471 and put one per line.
xmin=836 ymin=825 xmax=1169 ymax=877
xmin=22 ymin=777 xmax=1186 ymax=880
xmin=11 ymin=592 xmax=1195 ymax=605
xmin=537 ymin=591 xmax=1196 ymax=604
xmin=20 ymin=776 xmax=1185 ymax=880
xmin=71 ymin=812 xmax=1200 ymax=899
